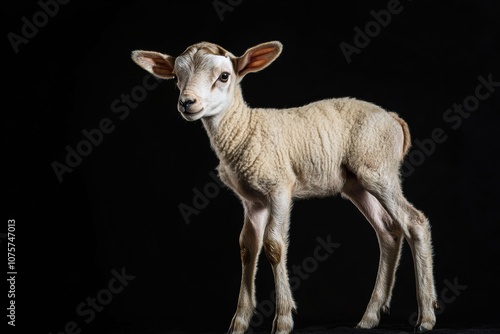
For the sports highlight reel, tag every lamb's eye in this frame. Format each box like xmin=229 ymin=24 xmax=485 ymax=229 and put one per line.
xmin=219 ymin=72 xmax=230 ymax=82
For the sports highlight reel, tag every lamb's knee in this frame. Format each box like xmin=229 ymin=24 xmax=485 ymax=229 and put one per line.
xmin=264 ymin=239 xmax=282 ymax=266
xmin=239 ymin=232 xmax=261 ymax=265
xmin=408 ymin=219 xmax=432 ymax=245
xmin=240 ymin=245 xmax=251 ymax=264
xmin=239 ymin=223 xmax=262 ymax=264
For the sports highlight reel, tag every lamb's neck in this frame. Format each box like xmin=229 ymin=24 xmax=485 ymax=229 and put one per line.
xmin=201 ymin=86 xmax=254 ymax=164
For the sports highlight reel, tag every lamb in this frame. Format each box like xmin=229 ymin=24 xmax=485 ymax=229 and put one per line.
xmin=131 ymin=41 xmax=439 ymax=333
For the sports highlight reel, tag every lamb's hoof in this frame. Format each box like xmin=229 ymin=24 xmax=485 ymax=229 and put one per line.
xmin=415 ymin=324 xmax=430 ymax=333
xmin=228 ymin=312 xmax=251 ymax=334
xmin=271 ymin=314 xmax=294 ymax=334
xmin=356 ymin=316 xmax=379 ymax=330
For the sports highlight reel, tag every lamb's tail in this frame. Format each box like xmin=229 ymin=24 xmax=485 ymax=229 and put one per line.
xmin=389 ymin=112 xmax=411 ymax=158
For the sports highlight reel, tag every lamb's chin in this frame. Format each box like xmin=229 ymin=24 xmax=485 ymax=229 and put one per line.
xmin=181 ymin=109 xmax=204 ymax=121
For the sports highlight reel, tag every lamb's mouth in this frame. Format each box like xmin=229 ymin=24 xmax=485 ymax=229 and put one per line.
xmin=181 ymin=108 xmax=204 ymax=121
xmin=182 ymin=107 xmax=204 ymax=115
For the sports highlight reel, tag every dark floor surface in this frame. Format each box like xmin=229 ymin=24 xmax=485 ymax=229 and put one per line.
xmin=96 ymin=323 xmax=500 ymax=334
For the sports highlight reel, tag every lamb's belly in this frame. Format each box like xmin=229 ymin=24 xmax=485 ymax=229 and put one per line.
xmin=291 ymin=161 xmax=346 ymax=199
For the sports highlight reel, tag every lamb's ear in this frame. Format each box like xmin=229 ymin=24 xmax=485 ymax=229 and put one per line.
xmin=235 ymin=41 xmax=283 ymax=78
xmin=131 ymin=50 xmax=176 ymax=79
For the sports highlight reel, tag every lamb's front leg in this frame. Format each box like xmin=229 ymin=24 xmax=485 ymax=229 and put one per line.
xmin=228 ymin=201 xmax=268 ymax=334
xmin=264 ymin=190 xmax=296 ymax=334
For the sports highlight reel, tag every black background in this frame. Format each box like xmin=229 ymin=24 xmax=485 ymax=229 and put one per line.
xmin=5 ymin=0 xmax=500 ymax=333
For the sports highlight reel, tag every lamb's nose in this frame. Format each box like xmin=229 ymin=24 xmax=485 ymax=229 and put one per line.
xmin=179 ymin=98 xmax=196 ymax=112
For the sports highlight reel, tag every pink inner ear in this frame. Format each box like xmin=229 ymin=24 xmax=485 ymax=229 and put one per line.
xmin=152 ymin=65 xmax=172 ymax=77
xmin=248 ymin=48 xmax=277 ymax=66
xmin=134 ymin=52 xmax=174 ymax=77
xmin=251 ymin=47 xmax=276 ymax=58
xmin=133 ymin=53 xmax=152 ymax=68
xmin=237 ymin=43 xmax=281 ymax=75
xmin=245 ymin=46 xmax=279 ymax=70
xmin=137 ymin=56 xmax=155 ymax=68
xmin=138 ymin=54 xmax=164 ymax=68
xmin=247 ymin=59 xmax=267 ymax=69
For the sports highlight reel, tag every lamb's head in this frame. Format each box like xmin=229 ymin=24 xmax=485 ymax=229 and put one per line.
xmin=131 ymin=41 xmax=282 ymax=121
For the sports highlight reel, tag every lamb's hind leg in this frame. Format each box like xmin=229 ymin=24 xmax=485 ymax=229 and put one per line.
xmin=358 ymin=169 xmax=438 ymax=333
xmin=228 ymin=201 xmax=268 ymax=334
xmin=342 ymin=176 xmax=403 ymax=329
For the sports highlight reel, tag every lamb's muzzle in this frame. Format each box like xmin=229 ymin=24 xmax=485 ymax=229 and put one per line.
xmin=179 ymin=96 xmax=197 ymax=113
xmin=131 ymin=40 xmax=438 ymax=334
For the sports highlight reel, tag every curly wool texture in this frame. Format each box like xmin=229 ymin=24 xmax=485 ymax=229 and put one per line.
xmin=131 ymin=41 xmax=437 ymax=333
xmin=207 ymin=86 xmax=409 ymax=198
